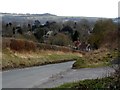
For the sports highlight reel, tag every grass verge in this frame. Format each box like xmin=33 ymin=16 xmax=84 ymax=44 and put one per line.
xmin=1 ymin=48 xmax=82 ymax=70
xmin=72 ymin=48 xmax=118 ymax=69
xmin=57 ymin=77 xmax=113 ymax=88
xmin=48 ymin=77 xmax=116 ymax=89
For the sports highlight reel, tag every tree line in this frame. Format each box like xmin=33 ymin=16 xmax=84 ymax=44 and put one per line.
xmin=2 ymin=18 xmax=118 ymax=51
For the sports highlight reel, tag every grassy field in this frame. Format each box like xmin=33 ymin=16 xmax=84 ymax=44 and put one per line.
xmin=72 ymin=48 xmax=118 ymax=69
xmin=2 ymin=48 xmax=82 ymax=70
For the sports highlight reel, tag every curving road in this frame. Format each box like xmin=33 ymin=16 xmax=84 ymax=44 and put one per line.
xmin=2 ymin=61 xmax=75 ymax=88
xmin=36 ymin=66 xmax=114 ymax=88
xmin=2 ymin=61 xmax=114 ymax=88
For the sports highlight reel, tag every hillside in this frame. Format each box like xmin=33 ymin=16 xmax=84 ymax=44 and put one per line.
xmin=1 ymin=13 xmax=100 ymax=24
xmin=1 ymin=38 xmax=82 ymax=70
xmin=1 ymin=13 xmax=119 ymax=71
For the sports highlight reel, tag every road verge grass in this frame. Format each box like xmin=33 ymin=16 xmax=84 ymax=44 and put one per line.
xmin=72 ymin=48 xmax=118 ymax=69
xmin=49 ymin=77 xmax=114 ymax=89
xmin=2 ymin=48 xmax=82 ymax=70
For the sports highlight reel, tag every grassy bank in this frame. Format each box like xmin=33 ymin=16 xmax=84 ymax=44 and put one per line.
xmin=2 ymin=38 xmax=82 ymax=53
xmin=49 ymin=77 xmax=117 ymax=89
xmin=57 ymin=77 xmax=113 ymax=88
xmin=1 ymin=38 xmax=83 ymax=70
xmin=72 ymin=48 xmax=118 ymax=69
xmin=1 ymin=38 xmax=118 ymax=70
xmin=2 ymin=48 xmax=82 ymax=70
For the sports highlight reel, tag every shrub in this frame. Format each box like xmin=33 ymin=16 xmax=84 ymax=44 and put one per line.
xmin=24 ymin=41 xmax=36 ymax=51
xmin=72 ymin=57 xmax=86 ymax=69
xmin=10 ymin=39 xmax=36 ymax=52
xmin=49 ymin=33 xmax=72 ymax=46
xmin=10 ymin=39 xmax=25 ymax=51
xmin=3 ymin=38 xmax=78 ymax=53
xmin=2 ymin=38 xmax=11 ymax=49
xmin=88 ymin=19 xmax=117 ymax=49
xmin=37 ymin=43 xmax=71 ymax=52
xmin=34 ymin=28 xmax=44 ymax=43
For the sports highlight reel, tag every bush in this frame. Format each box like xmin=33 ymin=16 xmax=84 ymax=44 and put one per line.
xmin=72 ymin=57 xmax=86 ymax=69
xmin=34 ymin=28 xmax=45 ymax=43
xmin=88 ymin=19 xmax=117 ymax=49
xmin=3 ymin=38 xmax=79 ymax=53
xmin=10 ymin=39 xmax=25 ymax=51
xmin=49 ymin=33 xmax=72 ymax=46
xmin=37 ymin=43 xmax=71 ymax=52
xmin=24 ymin=41 xmax=36 ymax=51
xmin=2 ymin=38 xmax=11 ymax=49
xmin=10 ymin=39 xmax=36 ymax=52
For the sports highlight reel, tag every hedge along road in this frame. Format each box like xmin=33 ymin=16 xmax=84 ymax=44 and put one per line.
xmin=2 ymin=61 xmax=114 ymax=88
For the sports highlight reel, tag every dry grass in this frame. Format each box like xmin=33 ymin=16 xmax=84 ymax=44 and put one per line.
xmin=1 ymin=38 xmax=83 ymax=70
xmin=2 ymin=48 xmax=82 ymax=70
xmin=2 ymin=38 xmax=75 ymax=53
xmin=73 ymin=48 xmax=118 ymax=69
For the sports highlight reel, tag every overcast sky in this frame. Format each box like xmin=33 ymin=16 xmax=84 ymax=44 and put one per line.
xmin=0 ymin=0 xmax=119 ymax=18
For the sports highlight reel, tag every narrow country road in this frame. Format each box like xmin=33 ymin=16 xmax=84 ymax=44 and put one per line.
xmin=2 ymin=61 xmax=75 ymax=88
xmin=36 ymin=66 xmax=114 ymax=88
xmin=2 ymin=61 xmax=115 ymax=88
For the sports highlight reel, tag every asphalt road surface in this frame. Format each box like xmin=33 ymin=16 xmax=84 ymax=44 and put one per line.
xmin=36 ymin=66 xmax=114 ymax=88
xmin=2 ymin=61 xmax=75 ymax=88
xmin=2 ymin=61 xmax=114 ymax=88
